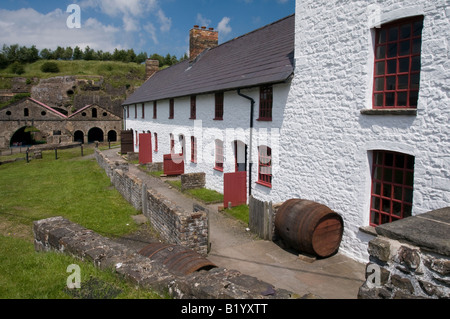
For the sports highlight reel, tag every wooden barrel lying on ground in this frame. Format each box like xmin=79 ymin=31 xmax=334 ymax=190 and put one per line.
xmin=138 ymin=243 xmax=217 ymax=276
xmin=274 ymin=199 xmax=344 ymax=258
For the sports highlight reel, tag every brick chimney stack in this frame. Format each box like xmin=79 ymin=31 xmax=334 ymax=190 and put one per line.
xmin=145 ymin=59 xmax=159 ymax=80
xmin=189 ymin=25 xmax=219 ymax=62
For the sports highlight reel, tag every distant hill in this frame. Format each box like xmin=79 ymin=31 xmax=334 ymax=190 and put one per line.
xmin=0 ymin=60 xmax=147 ymax=116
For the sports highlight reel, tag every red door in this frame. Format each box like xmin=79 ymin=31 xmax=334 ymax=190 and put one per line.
xmin=224 ymin=171 xmax=247 ymax=208
xmin=163 ymin=154 xmax=185 ymax=176
xmin=139 ymin=133 xmax=152 ymax=164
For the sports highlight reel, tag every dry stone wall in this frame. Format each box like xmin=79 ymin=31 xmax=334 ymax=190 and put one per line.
xmin=95 ymin=149 xmax=208 ymax=255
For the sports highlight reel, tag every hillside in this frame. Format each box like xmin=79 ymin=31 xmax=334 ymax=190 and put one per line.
xmin=0 ymin=60 xmax=147 ymax=116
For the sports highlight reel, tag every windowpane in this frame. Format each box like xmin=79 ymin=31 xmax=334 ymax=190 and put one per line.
xmin=403 ymin=204 xmax=412 ymax=218
xmin=413 ymin=21 xmax=423 ymax=37
xmin=411 ymin=56 xmax=421 ymax=71
xmin=409 ymin=91 xmax=419 ymax=107
xmin=375 ymin=78 xmax=385 ymax=91
xmin=389 ymin=27 xmax=398 ymax=41
xmin=386 ymin=76 xmax=396 ymax=90
xmin=383 ymin=184 xmax=392 ymax=197
xmin=372 ymin=197 xmax=380 ymax=210
xmin=397 ymin=92 xmax=407 ymax=106
xmin=404 ymin=188 xmax=413 ymax=203
xmin=393 ymin=201 xmax=402 ymax=217
xmin=385 ymin=93 xmax=395 ymax=106
xmin=382 ymin=199 xmax=391 ymax=214
xmin=384 ymin=168 xmax=393 ymax=182
xmin=410 ymin=73 xmax=420 ymax=89
xmin=399 ymin=58 xmax=410 ymax=73
xmin=399 ymin=40 xmax=410 ymax=56
xmin=394 ymin=186 xmax=403 ymax=200
xmin=376 ymin=62 xmax=385 ymax=75
xmin=394 ymin=170 xmax=404 ymax=184
xmin=397 ymin=74 xmax=408 ymax=90
xmin=385 ymin=152 xmax=394 ymax=166
xmin=395 ymin=154 xmax=405 ymax=168
xmin=378 ymin=29 xmax=386 ymax=44
xmin=376 ymin=46 xmax=386 ymax=59
xmin=412 ymin=38 xmax=422 ymax=54
xmin=387 ymin=43 xmax=398 ymax=58
xmin=374 ymin=94 xmax=384 ymax=107
xmin=400 ymin=24 xmax=411 ymax=39
xmin=387 ymin=60 xmax=397 ymax=74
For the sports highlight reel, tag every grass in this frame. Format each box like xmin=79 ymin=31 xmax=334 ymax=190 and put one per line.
xmin=166 ymin=180 xmax=224 ymax=204
xmin=0 ymin=60 xmax=146 ymax=89
xmin=223 ymin=205 xmax=250 ymax=225
xmin=0 ymin=146 xmax=164 ymax=299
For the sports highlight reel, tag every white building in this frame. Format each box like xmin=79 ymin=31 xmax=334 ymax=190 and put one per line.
xmin=124 ymin=0 xmax=449 ymax=262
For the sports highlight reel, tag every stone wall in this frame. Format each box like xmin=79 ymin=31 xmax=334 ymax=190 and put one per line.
xmin=358 ymin=208 xmax=450 ymax=299
xmin=181 ymin=172 xmax=206 ymax=191
xmin=95 ymin=149 xmax=209 ymax=255
xmin=33 ymin=216 xmax=294 ymax=299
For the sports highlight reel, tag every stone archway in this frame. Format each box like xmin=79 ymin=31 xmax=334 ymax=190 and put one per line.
xmin=10 ymin=126 xmax=42 ymax=147
xmin=74 ymin=131 xmax=85 ymax=144
xmin=107 ymin=130 xmax=117 ymax=142
xmin=88 ymin=127 xmax=104 ymax=143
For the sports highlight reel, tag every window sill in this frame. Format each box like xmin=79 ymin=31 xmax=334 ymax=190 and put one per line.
xmin=189 ymin=118 xmax=197 ymax=120
xmin=256 ymin=181 xmax=272 ymax=189
xmin=213 ymin=167 xmax=224 ymax=172
xmin=359 ymin=225 xmax=377 ymax=236
xmin=213 ymin=118 xmax=223 ymax=121
xmin=256 ymin=118 xmax=272 ymax=122
xmin=360 ymin=108 xmax=417 ymax=116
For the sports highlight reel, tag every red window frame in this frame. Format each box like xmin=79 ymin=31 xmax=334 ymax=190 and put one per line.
xmin=190 ymin=95 xmax=196 ymax=120
xmin=258 ymin=85 xmax=273 ymax=121
xmin=153 ymin=101 xmax=157 ymax=119
xmin=257 ymin=146 xmax=272 ymax=187
xmin=169 ymin=99 xmax=174 ymax=119
xmin=214 ymin=139 xmax=224 ymax=171
xmin=214 ymin=92 xmax=224 ymax=120
xmin=191 ymin=136 xmax=197 ymax=163
xmin=373 ymin=17 xmax=423 ymax=109
xmin=154 ymin=133 xmax=158 ymax=152
xmin=370 ymin=150 xmax=415 ymax=226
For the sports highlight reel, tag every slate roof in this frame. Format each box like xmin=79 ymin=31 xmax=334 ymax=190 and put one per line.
xmin=123 ymin=14 xmax=295 ymax=106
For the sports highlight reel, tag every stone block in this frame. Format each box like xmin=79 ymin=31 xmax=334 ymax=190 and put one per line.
xmin=368 ymin=237 xmax=391 ymax=262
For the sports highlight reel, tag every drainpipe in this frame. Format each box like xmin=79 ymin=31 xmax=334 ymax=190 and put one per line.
xmin=237 ymin=89 xmax=255 ymax=198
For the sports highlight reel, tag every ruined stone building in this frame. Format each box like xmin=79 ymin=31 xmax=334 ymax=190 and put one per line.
xmin=0 ymin=97 xmax=122 ymax=148
xmin=123 ymin=0 xmax=449 ymax=263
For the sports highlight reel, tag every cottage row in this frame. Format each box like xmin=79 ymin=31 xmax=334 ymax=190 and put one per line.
xmin=123 ymin=0 xmax=449 ymax=262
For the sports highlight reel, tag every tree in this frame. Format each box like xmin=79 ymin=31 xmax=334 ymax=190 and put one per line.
xmin=63 ymin=47 xmax=73 ymax=60
xmin=40 ymin=48 xmax=54 ymax=60
xmin=73 ymin=46 xmax=83 ymax=60
xmin=83 ymin=46 xmax=96 ymax=61
xmin=0 ymin=52 xmax=7 ymax=69
xmin=135 ymin=52 xmax=148 ymax=64
xmin=41 ymin=61 xmax=60 ymax=73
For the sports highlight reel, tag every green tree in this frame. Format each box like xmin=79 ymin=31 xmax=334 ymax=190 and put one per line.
xmin=40 ymin=48 xmax=54 ymax=60
xmin=41 ymin=61 xmax=60 ymax=73
xmin=135 ymin=52 xmax=148 ymax=64
xmin=73 ymin=46 xmax=83 ymax=60
xmin=63 ymin=47 xmax=73 ymax=60
xmin=10 ymin=61 xmax=25 ymax=75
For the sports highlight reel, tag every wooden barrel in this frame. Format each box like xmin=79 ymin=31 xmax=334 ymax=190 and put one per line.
xmin=138 ymin=243 xmax=217 ymax=276
xmin=274 ymin=199 xmax=344 ymax=258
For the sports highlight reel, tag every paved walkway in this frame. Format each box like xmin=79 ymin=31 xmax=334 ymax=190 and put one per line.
xmin=103 ymin=149 xmax=366 ymax=299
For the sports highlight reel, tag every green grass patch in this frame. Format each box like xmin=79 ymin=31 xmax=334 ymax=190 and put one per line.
xmin=186 ymin=188 xmax=224 ymax=204
xmin=0 ymin=147 xmax=166 ymax=299
xmin=0 ymin=235 xmax=163 ymax=299
xmin=224 ymin=205 xmax=249 ymax=225
xmin=148 ymin=170 xmax=164 ymax=178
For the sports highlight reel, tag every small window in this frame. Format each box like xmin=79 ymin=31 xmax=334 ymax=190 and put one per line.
xmin=134 ymin=104 xmax=137 ymax=119
xmin=24 ymin=108 xmax=29 ymax=117
xmin=6 ymin=111 xmax=11 ymax=116
xmin=127 ymin=105 xmax=130 ymax=118
xmin=103 ymin=112 xmax=108 ymax=117
xmin=370 ymin=150 xmax=415 ymax=226
xmin=92 ymin=108 xmax=97 ymax=118
xmin=257 ymin=146 xmax=272 ymax=187
xmin=190 ymin=95 xmax=196 ymax=120
xmin=142 ymin=103 xmax=145 ymax=119
xmin=373 ymin=17 xmax=423 ymax=109
xmin=169 ymin=99 xmax=174 ymax=119
xmin=191 ymin=136 xmax=197 ymax=163
xmin=153 ymin=101 xmax=157 ymax=119
xmin=214 ymin=92 xmax=224 ymax=120
xmin=82 ymin=112 xmax=87 ymax=117
xmin=154 ymin=133 xmax=158 ymax=152
xmin=41 ymin=111 xmax=47 ymax=116
xmin=258 ymin=85 xmax=273 ymax=121
xmin=215 ymin=139 xmax=224 ymax=171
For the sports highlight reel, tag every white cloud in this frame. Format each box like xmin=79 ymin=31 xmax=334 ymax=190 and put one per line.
xmin=144 ymin=23 xmax=159 ymax=45
xmin=157 ymin=9 xmax=172 ymax=32
xmin=0 ymin=8 xmax=121 ymax=52
xmin=217 ymin=17 xmax=232 ymax=36
xmin=196 ymin=13 xmax=212 ymax=27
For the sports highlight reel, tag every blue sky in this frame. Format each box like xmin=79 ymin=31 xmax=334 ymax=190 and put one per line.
xmin=0 ymin=0 xmax=294 ymax=58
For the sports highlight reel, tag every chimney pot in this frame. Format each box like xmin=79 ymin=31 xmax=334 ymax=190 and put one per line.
xmin=209 ymin=27 xmax=214 ymax=31
xmin=201 ymin=26 xmax=206 ymax=29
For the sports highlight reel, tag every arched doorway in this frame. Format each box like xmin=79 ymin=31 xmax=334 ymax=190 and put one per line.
xmin=88 ymin=127 xmax=104 ymax=143
xmin=74 ymin=131 xmax=84 ymax=144
xmin=10 ymin=126 xmax=42 ymax=147
xmin=107 ymin=130 xmax=117 ymax=142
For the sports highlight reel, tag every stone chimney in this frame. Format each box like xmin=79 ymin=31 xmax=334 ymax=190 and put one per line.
xmin=189 ymin=25 xmax=219 ymax=62
xmin=145 ymin=59 xmax=160 ymax=80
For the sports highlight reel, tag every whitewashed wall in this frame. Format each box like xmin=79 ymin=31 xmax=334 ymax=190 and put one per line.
xmin=275 ymin=0 xmax=450 ymax=262
xmin=125 ymin=82 xmax=290 ymax=199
